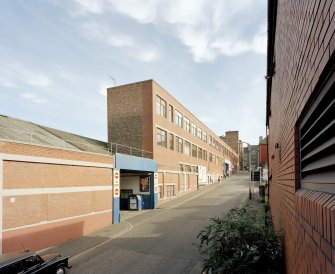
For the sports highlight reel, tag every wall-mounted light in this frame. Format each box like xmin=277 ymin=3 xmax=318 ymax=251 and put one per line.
xmin=274 ymin=143 xmax=281 ymax=162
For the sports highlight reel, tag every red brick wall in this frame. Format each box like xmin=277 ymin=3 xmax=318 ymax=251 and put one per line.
xmin=268 ymin=0 xmax=335 ymax=273
xmin=259 ymin=143 xmax=267 ymax=166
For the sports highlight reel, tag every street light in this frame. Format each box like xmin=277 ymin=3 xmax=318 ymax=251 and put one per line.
xmin=242 ymin=141 xmax=252 ymax=199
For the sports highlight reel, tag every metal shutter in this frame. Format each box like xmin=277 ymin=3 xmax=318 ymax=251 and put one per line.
xmin=299 ymin=72 xmax=335 ymax=193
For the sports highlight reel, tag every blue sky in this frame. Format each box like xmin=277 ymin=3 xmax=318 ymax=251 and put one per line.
xmin=0 ymin=0 xmax=267 ymax=145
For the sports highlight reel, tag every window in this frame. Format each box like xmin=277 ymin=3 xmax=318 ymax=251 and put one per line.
xmin=209 ymin=152 xmax=213 ymax=162
xmin=192 ymin=144 xmax=197 ymax=157
xmin=203 ymin=150 xmax=208 ymax=161
xmin=198 ymin=147 xmax=203 ymax=159
xmin=184 ymin=141 xmax=191 ymax=156
xmin=197 ymin=128 xmax=202 ymax=139
xmin=156 ymin=128 xmax=167 ymax=147
xmin=191 ymin=166 xmax=198 ymax=173
xmin=209 ymin=135 xmax=212 ymax=146
xmin=191 ymin=123 xmax=197 ymax=136
xmin=184 ymin=117 xmax=190 ymax=132
xmin=169 ymin=105 xmax=173 ymax=122
xmin=176 ymin=110 xmax=183 ymax=128
xmin=158 ymin=186 xmax=163 ymax=198
xmin=179 ymin=163 xmax=184 ymax=171
xmin=202 ymin=131 xmax=207 ymax=142
xmin=156 ymin=95 xmax=167 ymax=117
xmin=185 ymin=165 xmax=191 ymax=172
xmin=166 ymin=185 xmax=174 ymax=197
xmin=176 ymin=136 xmax=183 ymax=152
xmin=169 ymin=133 xmax=174 ymax=150
xmin=299 ymin=71 xmax=335 ymax=193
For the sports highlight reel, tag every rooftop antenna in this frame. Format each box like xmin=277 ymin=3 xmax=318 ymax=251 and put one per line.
xmin=108 ymin=75 xmax=116 ymax=86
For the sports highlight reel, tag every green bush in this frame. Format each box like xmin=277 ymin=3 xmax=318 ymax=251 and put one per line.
xmin=198 ymin=206 xmax=281 ymax=274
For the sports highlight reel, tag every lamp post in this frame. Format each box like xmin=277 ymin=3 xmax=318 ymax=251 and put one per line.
xmin=242 ymin=141 xmax=252 ymax=199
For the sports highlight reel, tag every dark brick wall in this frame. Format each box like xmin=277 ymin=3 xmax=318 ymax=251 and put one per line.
xmin=107 ymin=80 xmax=153 ymax=156
xmin=268 ymin=0 xmax=335 ymax=273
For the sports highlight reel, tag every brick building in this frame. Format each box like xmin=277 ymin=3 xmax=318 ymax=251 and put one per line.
xmin=0 ymin=115 xmax=114 ymax=254
xmin=258 ymin=136 xmax=268 ymax=168
xmin=267 ymin=0 xmax=335 ymax=272
xmin=220 ymin=131 xmax=244 ymax=171
xmin=107 ymin=80 xmax=239 ymax=201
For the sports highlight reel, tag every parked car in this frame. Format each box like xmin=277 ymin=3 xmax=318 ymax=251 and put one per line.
xmin=0 ymin=250 xmax=70 ymax=274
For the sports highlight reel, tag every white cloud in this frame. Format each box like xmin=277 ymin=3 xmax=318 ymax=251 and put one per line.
xmin=135 ymin=48 xmax=159 ymax=62
xmin=20 ymin=93 xmax=47 ymax=103
xmin=81 ymin=21 xmax=134 ymax=47
xmin=73 ymin=0 xmax=104 ymax=14
xmin=0 ymin=61 xmax=52 ymax=88
xmin=72 ymin=0 xmax=266 ymax=62
xmin=110 ymin=0 xmax=158 ymax=23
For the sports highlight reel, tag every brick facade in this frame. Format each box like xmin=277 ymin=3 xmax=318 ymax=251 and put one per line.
xmin=1 ymin=141 xmax=114 ymax=253
xmin=267 ymin=0 xmax=335 ymax=272
xmin=108 ymin=80 xmax=239 ymax=202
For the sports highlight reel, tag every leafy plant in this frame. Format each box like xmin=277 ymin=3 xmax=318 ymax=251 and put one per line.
xmin=198 ymin=206 xmax=281 ymax=274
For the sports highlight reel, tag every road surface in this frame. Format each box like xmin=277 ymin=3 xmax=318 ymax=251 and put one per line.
xmin=70 ymin=172 xmax=249 ymax=274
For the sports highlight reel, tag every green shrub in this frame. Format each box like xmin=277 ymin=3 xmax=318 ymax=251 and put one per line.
xmin=198 ymin=206 xmax=281 ymax=274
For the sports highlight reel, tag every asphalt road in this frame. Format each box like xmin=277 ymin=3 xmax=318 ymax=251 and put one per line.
xmin=69 ymin=172 xmax=250 ymax=274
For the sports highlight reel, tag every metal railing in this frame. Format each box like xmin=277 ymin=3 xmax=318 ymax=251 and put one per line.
xmin=109 ymin=142 xmax=153 ymax=158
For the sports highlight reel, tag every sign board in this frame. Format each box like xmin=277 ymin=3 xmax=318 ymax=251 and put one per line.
xmin=113 ymin=169 xmax=120 ymax=198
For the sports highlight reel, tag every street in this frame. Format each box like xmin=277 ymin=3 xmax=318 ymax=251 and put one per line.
xmin=69 ymin=172 xmax=250 ymax=274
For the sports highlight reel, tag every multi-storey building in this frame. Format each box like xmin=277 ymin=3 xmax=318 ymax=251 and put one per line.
xmin=220 ymin=131 xmax=244 ymax=171
xmin=107 ymin=80 xmax=238 ymax=201
xmin=267 ymin=0 xmax=335 ymax=272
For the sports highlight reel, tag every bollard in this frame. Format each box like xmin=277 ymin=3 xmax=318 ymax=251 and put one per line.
xmin=259 ymin=185 xmax=266 ymax=203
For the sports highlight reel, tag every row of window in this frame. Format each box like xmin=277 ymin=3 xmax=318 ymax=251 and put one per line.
xmin=156 ymin=95 xmax=230 ymax=155
xmin=158 ymin=185 xmax=174 ymax=199
xmin=157 ymin=127 xmax=223 ymax=165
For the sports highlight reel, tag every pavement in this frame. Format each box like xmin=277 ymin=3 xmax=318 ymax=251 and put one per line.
xmin=38 ymin=175 xmax=268 ymax=263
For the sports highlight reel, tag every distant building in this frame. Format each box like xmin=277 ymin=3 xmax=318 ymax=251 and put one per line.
xmin=220 ymin=131 xmax=244 ymax=171
xmin=243 ymin=145 xmax=259 ymax=170
xmin=258 ymin=136 xmax=268 ymax=168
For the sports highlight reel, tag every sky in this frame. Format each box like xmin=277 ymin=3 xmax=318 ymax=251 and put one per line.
xmin=0 ymin=0 xmax=267 ymax=145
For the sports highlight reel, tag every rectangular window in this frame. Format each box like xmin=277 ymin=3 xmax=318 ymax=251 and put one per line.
xmin=198 ymin=147 xmax=203 ymax=159
xmin=156 ymin=95 xmax=167 ymax=117
xmin=191 ymin=123 xmax=197 ymax=136
xmin=176 ymin=136 xmax=183 ymax=152
xmin=299 ymin=71 xmax=335 ymax=194
xmin=192 ymin=144 xmax=197 ymax=157
xmin=179 ymin=163 xmax=184 ymax=171
xmin=166 ymin=185 xmax=174 ymax=197
xmin=158 ymin=186 xmax=163 ymax=198
xmin=191 ymin=166 xmax=198 ymax=173
xmin=203 ymin=150 xmax=208 ymax=161
xmin=176 ymin=110 xmax=183 ymax=128
xmin=202 ymin=131 xmax=207 ymax=142
xmin=209 ymin=135 xmax=212 ymax=146
xmin=185 ymin=165 xmax=191 ymax=172
xmin=156 ymin=128 xmax=167 ymax=147
xmin=184 ymin=117 xmax=191 ymax=132
xmin=169 ymin=133 xmax=174 ymax=150
xmin=169 ymin=105 xmax=173 ymax=122
xmin=184 ymin=141 xmax=191 ymax=156
xmin=197 ymin=128 xmax=202 ymax=140
xmin=209 ymin=152 xmax=213 ymax=162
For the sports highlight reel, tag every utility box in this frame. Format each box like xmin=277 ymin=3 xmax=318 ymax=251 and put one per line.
xmin=128 ymin=195 xmax=143 ymax=210
xmin=259 ymin=185 xmax=266 ymax=203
